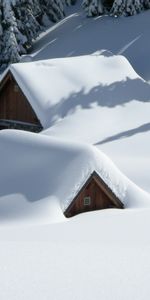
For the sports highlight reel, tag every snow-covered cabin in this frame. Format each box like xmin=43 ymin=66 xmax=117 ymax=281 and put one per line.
xmin=0 ymin=53 xmax=139 ymax=132
xmin=64 ymin=171 xmax=124 ymax=218
xmin=0 ymin=130 xmax=126 ymax=220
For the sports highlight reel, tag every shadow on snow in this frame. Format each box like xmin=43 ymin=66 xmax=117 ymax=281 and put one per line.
xmin=45 ymin=77 xmax=150 ymax=126
xmin=95 ymin=122 xmax=150 ymax=145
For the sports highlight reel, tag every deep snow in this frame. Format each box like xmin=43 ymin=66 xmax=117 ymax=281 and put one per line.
xmin=7 ymin=51 xmax=150 ymax=193
xmin=21 ymin=3 xmax=150 ymax=194
xmin=0 ymin=209 xmax=150 ymax=300
xmin=0 ymin=3 xmax=150 ymax=300
xmin=1 ymin=129 xmax=149 ymax=224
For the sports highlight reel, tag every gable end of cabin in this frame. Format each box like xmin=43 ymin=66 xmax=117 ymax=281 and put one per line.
xmin=0 ymin=71 xmax=43 ymax=132
xmin=64 ymin=171 xmax=124 ymax=218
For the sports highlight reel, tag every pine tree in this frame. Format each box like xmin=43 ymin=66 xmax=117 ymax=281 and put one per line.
xmin=144 ymin=0 xmax=150 ymax=8
xmin=12 ymin=0 xmax=41 ymax=48
xmin=0 ymin=0 xmax=42 ymax=68
xmin=110 ymin=0 xmax=145 ymax=16
xmin=82 ymin=0 xmax=104 ymax=16
xmin=0 ymin=0 xmax=76 ymax=69
xmin=40 ymin=0 xmax=65 ymax=23
xmin=1 ymin=0 xmax=21 ymax=66
xmin=83 ymin=0 xmax=150 ymax=16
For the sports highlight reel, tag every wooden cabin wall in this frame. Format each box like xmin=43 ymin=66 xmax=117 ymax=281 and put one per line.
xmin=65 ymin=178 xmax=116 ymax=218
xmin=0 ymin=76 xmax=40 ymax=125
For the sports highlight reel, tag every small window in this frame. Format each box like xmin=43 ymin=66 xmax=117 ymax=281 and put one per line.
xmin=14 ymin=84 xmax=19 ymax=92
xmin=84 ymin=196 xmax=91 ymax=206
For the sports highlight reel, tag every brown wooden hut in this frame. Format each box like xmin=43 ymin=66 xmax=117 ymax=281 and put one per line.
xmin=64 ymin=171 xmax=124 ymax=218
xmin=0 ymin=71 xmax=42 ymax=132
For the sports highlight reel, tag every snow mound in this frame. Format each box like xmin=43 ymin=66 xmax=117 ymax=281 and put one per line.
xmin=0 ymin=129 xmax=149 ymax=224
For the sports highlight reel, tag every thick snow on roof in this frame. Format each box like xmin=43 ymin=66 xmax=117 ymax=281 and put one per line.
xmin=10 ymin=53 xmax=139 ymax=128
xmin=0 ymin=129 xmax=149 ymax=223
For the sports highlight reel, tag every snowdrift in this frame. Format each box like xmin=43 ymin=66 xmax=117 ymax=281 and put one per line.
xmin=0 ymin=129 xmax=149 ymax=224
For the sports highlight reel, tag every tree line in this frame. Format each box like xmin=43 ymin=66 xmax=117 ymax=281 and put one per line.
xmin=0 ymin=0 xmax=149 ymax=70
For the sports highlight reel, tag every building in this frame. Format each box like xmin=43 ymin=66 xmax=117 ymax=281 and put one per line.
xmin=0 ymin=130 xmax=125 ymax=218
xmin=0 ymin=71 xmax=42 ymax=132
xmin=0 ymin=53 xmax=130 ymax=133
xmin=64 ymin=171 xmax=124 ymax=218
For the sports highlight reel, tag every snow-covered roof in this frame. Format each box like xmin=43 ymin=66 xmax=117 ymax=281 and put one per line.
xmin=7 ymin=53 xmax=139 ymax=129
xmin=0 ymin=129 xmax=125 ymax=216
xmin=0 ymin=129 xmax=149 ymax=222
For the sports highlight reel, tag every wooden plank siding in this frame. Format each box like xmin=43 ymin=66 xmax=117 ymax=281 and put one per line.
xmin=0 ymin=72 xmax=42 ymax=128
xmin=64 ymin=172 xmax=124 ymax=218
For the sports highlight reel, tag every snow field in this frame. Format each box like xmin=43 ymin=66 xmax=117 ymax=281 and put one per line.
xmin=0 ymin=4 xmax=150 ymax=300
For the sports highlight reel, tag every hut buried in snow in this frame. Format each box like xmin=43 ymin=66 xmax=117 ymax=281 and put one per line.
xmin=64 ymin=171 xmax=124 ymax=218
xmin=0 ymin=130 xmax=125 ymax=219
xmin=0 ymin=53 xmax=139 ymax=132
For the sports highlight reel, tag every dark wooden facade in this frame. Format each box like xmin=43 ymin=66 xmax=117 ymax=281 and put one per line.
xmin=0 ymin=72 xmax=42 ymax=132
xmin=64 ymin=171 xmax=124 ymax=218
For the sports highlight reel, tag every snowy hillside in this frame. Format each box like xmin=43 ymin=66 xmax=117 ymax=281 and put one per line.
xmin=0 ymin=3 xmax=150 ymax=300
xmin=31 ymin=5 xmax=150 ymax=82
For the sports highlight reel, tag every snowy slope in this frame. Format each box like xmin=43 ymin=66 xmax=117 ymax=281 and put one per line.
xmin=1 ymin=2 xmax=149 ymax=196
xmin=0 ymin=4 xmax=150 ymax=216
xmin=0 ymin=5 xmax=150 ymax=300
xmin=31 ymin=5 xmax=150 ymax=82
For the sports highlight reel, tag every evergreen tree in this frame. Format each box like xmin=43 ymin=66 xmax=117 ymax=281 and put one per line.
xmin=12 ymin=0 xmax=41 ymax=48
xmin=0 ymin=0 xmax=42 ymax=67
xmin=1 ymin=0 xmax=21 ymax=66
xmin=83 ymin=0 xmax=150 ymax=15
xmin=40 ymin=0 xmax=65 ymax=23
xmin=82 ymin=0 xmax=104 ymax=16
xmin=143 ymin=0 xmax=150 ymax=8
xmin=110 ymin=0 xmax=145 ymax=16
xmin=0 ymin=0 xmax=74 ymax=69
